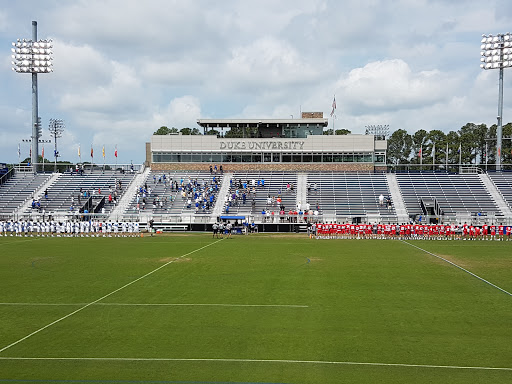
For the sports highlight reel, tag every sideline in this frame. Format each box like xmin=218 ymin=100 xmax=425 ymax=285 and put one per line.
xmin=0 ymin=239 xmax=224 ymax=354
xmin=0 ymin=356 xmax=510 ymax=372
xmin=0 ymin=303 xmax=308 ymax=308
xmin=400 ymin=240 xmax=512 ymax=297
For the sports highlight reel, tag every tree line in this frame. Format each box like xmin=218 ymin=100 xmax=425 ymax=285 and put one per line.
xmin=386 ymin=122 xmax=512 ymax=167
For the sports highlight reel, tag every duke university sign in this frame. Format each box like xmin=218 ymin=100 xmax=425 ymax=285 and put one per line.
xmin=219 ymin=141 xmax=305 ymax=150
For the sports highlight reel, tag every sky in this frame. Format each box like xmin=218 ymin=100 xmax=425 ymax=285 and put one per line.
xmin=1 ymin=0 xmax=512 ymax=165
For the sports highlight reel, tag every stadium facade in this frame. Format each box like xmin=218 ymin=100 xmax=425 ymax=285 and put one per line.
xmin=148 ymin=116 xmax=387 ymax=171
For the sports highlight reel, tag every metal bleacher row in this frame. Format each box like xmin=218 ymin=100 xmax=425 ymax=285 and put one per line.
xmin=27 ymin=171 xmax=137 ymax=214
xmin=0 ymin=173 xmax=51 ymax=216
xmin=306 ymin=172 xmax=394 ymax=217
xmin=395 ymin=173 xmax=499 ymax=217
xmin=489 ymin=173 xmax=512 ymax=211
xmin=223 ymin=171 xmax=298 ymax=215
xmin=127 ymin=170 xmax=223 ymax=215
xmin=2 ymin=170 xmax=512 ymax=221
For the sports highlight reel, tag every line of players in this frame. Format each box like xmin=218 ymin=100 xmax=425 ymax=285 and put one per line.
xmin=0 ymin=220 xmax=140 ymax=237
xmin=313 ymin=222 xmax=512 ymax=240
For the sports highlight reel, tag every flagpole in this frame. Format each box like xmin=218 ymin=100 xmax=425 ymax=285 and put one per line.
xmin=485 ymin=142 xmax=488 ymax=171
xmin=102 ymin=145 xmax=105 ymax=173
xmin=420 ymin=144 xmax=423 ymax=167
xmin=445 ymin=142 xmax=448 ymax=170
xmin=42 ymin=144 xmax=44 ymax=173
xmin=18 ymin=143 xmax=21 ymax=169
xmin=459 ymin=143 xmax=462 ymax=168
xmin=432 ymin=142 xmax=435 ymax=168
xmin=115 ymin=145 xmax=118 ymax=171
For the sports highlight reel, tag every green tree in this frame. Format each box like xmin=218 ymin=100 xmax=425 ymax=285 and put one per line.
xmin=410 ymin=129 xmax=428 ymax=163
xmin=205 ymin=129 xmax=220 ymax=136
xmin=335 ymin=129 xmax=351 ymax=135
xmin=323 ymin=129 xmax=334 ymax=135
xmin=426 ymin=129 xmax=446 ymax=165
xmin=180 ymin=127 xmax=200 ymax=135
xmin=386 ymin=129 xmax=412 ymax=165
xmin=154 ymin=126 xmax=170 ymax=135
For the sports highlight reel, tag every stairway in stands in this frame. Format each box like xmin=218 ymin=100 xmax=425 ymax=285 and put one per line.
xmin=210 ymin=172 xmax=232 ymax=221
xmin=385 ymin=173 xmax=409 ymax=223
xmin=109 ymin=167 xmax=150 ymax=220
xmin=478 ymin=173 xmax=512 ymax=217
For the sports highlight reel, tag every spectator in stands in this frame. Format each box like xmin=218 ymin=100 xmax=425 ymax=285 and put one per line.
xmin=379 ymin=194 xmax=384 ymax=207
xmin=44 ymin=189 xmax=49 ymax=200
xmin=219 ymin=165 xmax=223 ymax=174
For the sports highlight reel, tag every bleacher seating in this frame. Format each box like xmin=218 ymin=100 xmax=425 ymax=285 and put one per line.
xmin=0 ymin=173 xmax=51 ymax=217
xmin=128 ymin=170 xmax=222 ymax=215
xmin=223 ymin=171 xmax=297 ymax=216
xmin=25 ymin=170 xmax=136 ymax=215
xmin=488 ymin=172 xmax=512 ymax=210
xmin=396 ymin=172 xmax=499 ymax=217
xmin=306 ymin=172 xmax=394 ymax=217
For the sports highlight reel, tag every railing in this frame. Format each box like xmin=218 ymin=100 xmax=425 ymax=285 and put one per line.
xmin=0 ymin=167 xmax=15 ymax=186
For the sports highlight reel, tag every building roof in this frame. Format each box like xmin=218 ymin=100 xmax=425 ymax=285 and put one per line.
xmin=197 ymin=118 xmax=328 ymax=128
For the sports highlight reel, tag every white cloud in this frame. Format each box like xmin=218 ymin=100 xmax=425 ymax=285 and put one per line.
xmin=335 ymin=60 xmax=458 ymax=113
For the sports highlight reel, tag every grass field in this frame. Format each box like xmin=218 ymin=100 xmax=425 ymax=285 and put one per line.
xmin=0 ymin=233 xmax=511 ymax=384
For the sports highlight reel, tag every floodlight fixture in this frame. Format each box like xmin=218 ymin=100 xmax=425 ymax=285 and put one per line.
xmin=365 ymin=124 xmax=389 ymax=140
xmin=480 ymin=32 xmax=511 ymax=170
xmin=11 ymin=21 xmax=53 ymax=173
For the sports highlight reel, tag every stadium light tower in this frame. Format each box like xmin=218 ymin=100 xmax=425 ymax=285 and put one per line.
xmin=365 ymin=124 xmax=389 ymax=140
xmin=480 ymin=32 xmax=512 ymax=171
xmin=49 ymin=118 xmax=64 ymax=172
xmin=11 ymin=21 xmax=53 ymax=173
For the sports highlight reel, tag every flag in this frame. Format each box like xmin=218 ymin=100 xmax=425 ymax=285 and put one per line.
xmin=457 ymin=143 xmax=461 ymax=154
xmin=114 ymin=146 xmax=118 ymax=158
xmin=17 ymin=144 xmax=20 ymax=158
xmin=91 ymin=145 xmax=93 ymax=158
xmin=330 ymin=96 xmax=336 ymax=117
xmin=78 ymin=145 xmax=81 ymax=158
xmin=102 ymin=145 xmax=105 ymax=158
xmin=418 ymin=146 xmax=422 ymax=157
xmin=42 ymin=144 xmax=44 ymax=159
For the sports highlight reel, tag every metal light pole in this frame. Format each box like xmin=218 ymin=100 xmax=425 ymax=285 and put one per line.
xmin=11 ymin=21 xmax=53 ymax=173
xmin=480 ymin=32 xmax=512 ymax=171
xmin=49 ymin=118 xmax=64 ymax=172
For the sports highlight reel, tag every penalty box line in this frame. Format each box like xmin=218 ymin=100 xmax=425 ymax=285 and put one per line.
xmin=0 ymin=356 xmax=510 ymax=372
xmin=400 ymin=240 xmax=512 ymax=297
xmin=0 ymin=239 xmax=224 ymax=355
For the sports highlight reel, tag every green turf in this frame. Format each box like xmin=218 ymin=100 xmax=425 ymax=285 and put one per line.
xmin=0 ymin=234 xmax=511 ymax=383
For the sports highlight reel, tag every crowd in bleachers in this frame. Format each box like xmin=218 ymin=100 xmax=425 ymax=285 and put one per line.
xmin=0 ymin=219 xmax=140 ymax=236
xmin=133 ymin=172 xmax=221 ymax=214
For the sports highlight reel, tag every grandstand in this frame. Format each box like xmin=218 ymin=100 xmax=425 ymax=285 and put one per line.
xmin=25 ymin=170 xmax=137 ymax=216
xmin=127 ymin=170 xmax=223 ymax=216
xmin=2 ymin=167 xmax=512 ymax=226
xmin=488 ymin=172 xmax=512 ymax=210
xmin=222 ymin=171 xmax=297 ymax=217
xmin=0 ymin=172 xmax=51 ymax=218
xmin=395 ymin=172 xmax=501 ymax=219
xmin=306 ymin=172 xmax=394 ymax=219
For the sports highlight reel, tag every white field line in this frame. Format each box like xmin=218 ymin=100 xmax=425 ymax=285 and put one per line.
xmin=400 ymin=240 xmax=512 ymax=297
xmin=0 ymin=356 xmax=510 ymax=372
xmin=0 ymin=303 xmax=308 ymax=308
xmin=0 ymin=239 xmax=224 ymax=354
